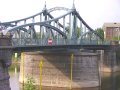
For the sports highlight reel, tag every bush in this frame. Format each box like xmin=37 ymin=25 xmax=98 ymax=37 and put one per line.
xmin=24 ymin=77 xmax=36 ymax=90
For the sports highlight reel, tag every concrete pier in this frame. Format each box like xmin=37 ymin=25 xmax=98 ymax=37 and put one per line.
xmin=101 ymin=49 xmax=120 ymax=72
xmin=19 ymin=50 xmax=100 ymax=88
xmin=0 ymin=33 xmax=12 ymax=90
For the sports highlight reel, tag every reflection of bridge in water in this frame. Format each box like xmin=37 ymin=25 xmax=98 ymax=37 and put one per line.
xmin=0 ymin=3 xmax=119 ymax=90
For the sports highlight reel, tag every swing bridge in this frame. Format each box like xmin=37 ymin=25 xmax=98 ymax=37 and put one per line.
xmin=0 ymin=4 xmax=111 ymax=51
xmin=0 ymin=4 xmax=119 ymax=90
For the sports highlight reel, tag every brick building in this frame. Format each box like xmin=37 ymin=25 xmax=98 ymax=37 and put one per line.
xmin=103 ymin=23 xmax=120 ymax=41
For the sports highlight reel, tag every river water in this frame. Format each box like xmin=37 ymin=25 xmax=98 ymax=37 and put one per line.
xmin=9 ymin=68 xmax=120 ymax=90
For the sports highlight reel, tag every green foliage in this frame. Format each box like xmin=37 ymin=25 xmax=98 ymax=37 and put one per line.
xmin=112 ymin=36 xmax=120 ymax=41
xmin=9 ymin=64 xmax=17 ymax=71
xmin=36 ymin=32 xmax=41 ymax=38
xmin=76 ymin=27 xmax=81 ymax=38
xmin=24 ymin=77 xmax=36 ymax=90
xmin=95 ymin=28 xmax=104 ymax=40
xmin=65 ymin=26 xmax=81 ymax=38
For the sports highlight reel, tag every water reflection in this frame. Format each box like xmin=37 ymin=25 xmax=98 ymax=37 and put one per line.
xmin=101 ymin=72 xmax=120 ymax=90
xmin=9 ymin=70 xmax=98 ymax=90
xmin=9 ymin=71 xmax=19 ymax=90
xmin=9 ymin=68 xmax=120 ymax=90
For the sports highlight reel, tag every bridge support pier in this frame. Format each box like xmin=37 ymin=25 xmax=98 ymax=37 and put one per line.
xmin=102 ymin=50 xmax=119 ymax=72
xmin=0 ymin=33 xmax=12 ymax=90
xmin=19 ymin=50 xmax=100 ymax=89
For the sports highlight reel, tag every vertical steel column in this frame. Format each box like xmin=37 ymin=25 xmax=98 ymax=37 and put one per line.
xmin=119 ymin=27 xmax=120 ymax=40
xmin=69 ymin=13 xmax=72 ymax=39
xmin=15 ymin=22 xmax=17 ymax=26
xmin=24 ymin=20 xmax=26 ymax=24
xmin=44 ymin=11 xmax=48 ymax=39
xmin=53 ymin=21 xmax=56 ymax=43
xmin=32 ymin=18 xmax=35 ymax=42
xmin=84 ymin=26 xmax=86 ymax=34
xmin=89 ymin=31 xmax=92 ymax=44
xmin=80 ymin=21 xmax=82 ymax=36
xmin=53 ymin=21 xmax=56 ymax=36
xmin=40 ymin=14 xmax=42 ymax=22
xmin=24 ymin=19 xmax=26 ymax=37
xmin=32 ymin=17 xmax=35 ymax=23
xmin=29 ymin=26 xmax=33 ymax=39
xmin=117 ymin=28 xmax=119 ymax=40
xmin=84 ymin=26 xmax=86 ymax=42
xmin=56 ymin=20 xmax=59 ymax=44
xmin=73 ymin=14 xmax=77 ymax=39
xmin=24 ymin=19 xmax=27 ymax=38
xmin=15 ymin=31 xmax=17 ymax=38
xmin=18 ymin=30 xmax=22 ymax=45
xmin=40 ymin=14 xmax=42 ymax=40
xmin=63 ymin=16 xmax=65 ymax=33
xmin=14 ymin=22 xmax=18 ymax=40
xmin=63 ymin=17 xmax=66 ymax=44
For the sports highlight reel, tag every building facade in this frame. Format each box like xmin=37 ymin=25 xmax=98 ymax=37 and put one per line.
xmin=103 ymin=23 xmax=120 ymax=41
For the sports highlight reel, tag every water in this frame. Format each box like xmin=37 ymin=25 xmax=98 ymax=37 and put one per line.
xmin=9 ymin=68 xmax=120 ymax=90
xmin=9 ymin=72 xmax=20 ymax=90
xmin=101 ymin=72 xmax=120 ymax=90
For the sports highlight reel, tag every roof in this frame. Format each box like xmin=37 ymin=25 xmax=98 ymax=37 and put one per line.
xmin=103 ymin=22 xmax=120 ymax=28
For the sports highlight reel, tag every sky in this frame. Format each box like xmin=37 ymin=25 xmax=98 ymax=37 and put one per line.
xmin=0 ymin=0 xmax=120 ymax=29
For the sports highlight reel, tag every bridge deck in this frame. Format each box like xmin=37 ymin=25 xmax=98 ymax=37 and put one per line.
xmin=0 ymin=45 xmax=115 ymax=52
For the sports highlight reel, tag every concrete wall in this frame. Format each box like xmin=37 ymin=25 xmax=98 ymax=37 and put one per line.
xmin=19 ymin=50 xmax=100 ymax=88
xmin=0 ymin=34 xmax=12 ymax=90
xmin=101 ymin=50 xmax=120 ymax=72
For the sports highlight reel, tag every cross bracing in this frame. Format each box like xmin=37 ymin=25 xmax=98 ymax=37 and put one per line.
xmin=0 ymin=5 xmax=105 ymax=46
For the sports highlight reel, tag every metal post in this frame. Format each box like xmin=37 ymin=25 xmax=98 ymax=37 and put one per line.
xmin=40 ymin=14 xmax=42 ymax=43
xmin=98 ymin=51 xmax=102 ymax=90
xmin=32 ymin=17 xmax=35 ymax=23
xmin=69 ymin=14 xmax=72 ymax=39
xmin=24 ymin=20 xmax=26 ymax=24
xmin=63 ymin=16 xmax=65 ymax=33
xmin=18 ymin=30 xmax=22 ymax=45
xmin=80 ymin=21 xmax=82 ymax=36
xmin=84 ymin=26 xmax=86 ymax=34
xmin=53 ymin=21 xmax=56 ymax=36
xmin=73 ymin=14 xmax=77 ymax=39
xmin=30 ymin=27 xmax=33 ymax=39
xmin=15 ymin=22 xmax=18 ymax=26
xmin=56 ymin=20 xmax=59 ymax=44
xmin=21 ymin=53 xmax=24 ymax=89
xmin=70 ymin=54 xmax=74 ymax=89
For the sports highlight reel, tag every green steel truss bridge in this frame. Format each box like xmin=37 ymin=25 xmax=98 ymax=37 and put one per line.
xmin=0 ymin=4 xmax=110 ymax=51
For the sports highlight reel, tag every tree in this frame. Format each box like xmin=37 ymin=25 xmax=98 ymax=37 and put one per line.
xmin=65 ymin=26 xmax=81 ymax=38
xmin=76 ymin=27 xmax=81 ymax=38
xmin=95 ymin=28 xmax=104 ymax=40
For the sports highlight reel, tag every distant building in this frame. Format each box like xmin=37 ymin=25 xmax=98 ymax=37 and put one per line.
xmin=103 ymin=23 xmax=120 ymax=41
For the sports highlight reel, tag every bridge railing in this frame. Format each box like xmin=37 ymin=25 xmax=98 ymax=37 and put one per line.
xmin=12 ymin=38 xmax=110 ymax=46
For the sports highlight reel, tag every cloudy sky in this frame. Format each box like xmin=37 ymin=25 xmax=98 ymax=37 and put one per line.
xmin=0 ymin=0 xmax=120 ymax=29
